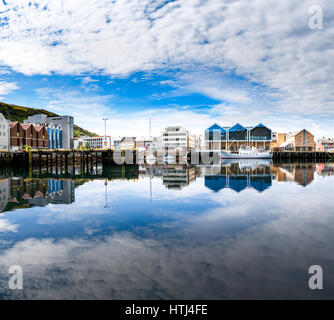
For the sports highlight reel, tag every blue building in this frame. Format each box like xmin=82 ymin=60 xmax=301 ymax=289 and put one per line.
xmin=47 ymin=123 xmax=62 ymax=149
xmin=205 ymin=123 xmax=272 ymax=152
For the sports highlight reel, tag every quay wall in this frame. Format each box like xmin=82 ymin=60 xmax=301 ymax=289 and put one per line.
xmin=0 ymin=150 xmax=333 ymax=169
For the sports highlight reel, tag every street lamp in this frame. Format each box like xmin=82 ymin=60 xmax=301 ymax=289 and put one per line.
xmin=103 ymin=118 xmax=108 ymax=149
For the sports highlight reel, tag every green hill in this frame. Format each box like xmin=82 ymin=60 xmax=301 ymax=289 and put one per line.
xmin=0 ymin=102 xmax=98 ymax=137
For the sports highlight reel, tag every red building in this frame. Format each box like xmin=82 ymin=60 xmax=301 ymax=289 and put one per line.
xmin=9 ymin=121 xmax=49 ymax=149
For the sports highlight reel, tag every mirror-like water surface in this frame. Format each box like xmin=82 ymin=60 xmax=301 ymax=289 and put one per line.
xmin=0 ymin=161 xmax=333 ymax=299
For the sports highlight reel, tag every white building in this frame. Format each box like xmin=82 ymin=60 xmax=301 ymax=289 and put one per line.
xmin=135 ymin=136 xmax=152 ymax=151
xmin=120 ymin=137 xmax=136 ymax=150
xmin=0 ymin=113 xmax=10 ymax=150
xmin=74 ymin=136 xmax=87 ymax=149
xmin=112 ymin=137 xmax=122 ymax=150
xmin=162 ymin=126 xmax=196 ymax=153
xmin=83 ymin=136 xmax=112 ymax=149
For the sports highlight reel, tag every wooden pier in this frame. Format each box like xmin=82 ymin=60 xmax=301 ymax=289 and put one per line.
xmin=272 ymin=151 xmax=334 ymax=161
xmin=0 ymin=150 xmax=333 ymax=170
xmin=0 ymin=149 xmax=138 ymax=171
xmin=187 ymin=150 xmax=334 ymax=164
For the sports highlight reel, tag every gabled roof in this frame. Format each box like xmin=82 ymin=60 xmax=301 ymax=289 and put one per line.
xmin=206 ymin=123 xmax=225 ymax=131
xmin=9 ymin=121 xmax=19 ymax=127
xmin=251 ymin=123 xmax=271 ymax=130
xmin=288 ymin=129 xmax=314 ymax=137
xmin=229 ymin=123 xmax=247 ymax=132
xmin=33 ymin=125 xmax=44 ymax=132
xmin=21 ymin=123 xmax=32 ymax=130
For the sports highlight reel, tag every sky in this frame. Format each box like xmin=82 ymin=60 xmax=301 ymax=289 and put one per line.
xmin=0 ymin=0 xmax=333 ymax=138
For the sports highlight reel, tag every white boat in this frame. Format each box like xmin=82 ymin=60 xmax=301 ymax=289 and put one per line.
xmin=221 ymin=146 xmax=272 ymax=159
xmin=145 ymin=154 xmax=157 ymax=165
xmin=221 ymin=158 xmax=272 ymax=168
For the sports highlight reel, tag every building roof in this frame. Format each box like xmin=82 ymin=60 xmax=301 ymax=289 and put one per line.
xmin=287 ymin=129 xmax=314 ymax=137
xmin=34 ymin=125 xmax=44 ymax=132
xmin=251 ymin=123 xmax=271 ymax=131
xmin=121 ymin=137 xmax=136 ymax=143
xmin=279 ymin=141 xmax=292 ymax=148
xmin=229 ymin=123 xmax=247 ymax=132
xmin=9 ymin=122 xmax=47 ymax=131
xmin=20 ymin=123 xmax=32 ymax=130
xmin=317 ymin=138 xmax=334 ymax=143
xmin=9 ymin=121 xmax=19 ymax=127
xmin=206 ymin=123 xmax=226 ymax=132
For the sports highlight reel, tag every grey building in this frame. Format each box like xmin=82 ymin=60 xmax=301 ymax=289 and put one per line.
xmin=26 ymin=114 xmax=74 ymax=149
xmin=46 ymin=116 xmax=74 ymax=149
xmin=0 ymin=113 xmax=10 ymax=150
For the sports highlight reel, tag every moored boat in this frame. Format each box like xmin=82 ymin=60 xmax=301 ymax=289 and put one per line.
xmin=221 ymin=146 xmax=272 ymax=159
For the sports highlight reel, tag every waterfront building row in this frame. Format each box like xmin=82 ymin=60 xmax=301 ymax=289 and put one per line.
xmin=74 ymin=136 xmax=136 ymax=150
xmin=24 ymin=114 xmax=74 ymax=149
xmin=0 ymin=113 xmax=74 ymax=150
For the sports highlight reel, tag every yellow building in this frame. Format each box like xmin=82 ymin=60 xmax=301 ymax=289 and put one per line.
xmin=272 ymin=133 xmax=286 ymax=150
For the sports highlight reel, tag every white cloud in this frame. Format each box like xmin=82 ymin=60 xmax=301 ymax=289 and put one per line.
xmin=0 ymin=80 xmax=18 ymax=98
xmin=0 ymin=0 xmax=332 ymax=116
xmin=0 ymin=216 xmax=18 ymax=233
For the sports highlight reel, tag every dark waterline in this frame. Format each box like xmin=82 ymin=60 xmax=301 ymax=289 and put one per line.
xmin=0 ymin=160 xmax=334 ymax=299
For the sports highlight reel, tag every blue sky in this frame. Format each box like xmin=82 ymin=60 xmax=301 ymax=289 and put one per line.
xmin=0 ymin=0 xmax=333 ymax=137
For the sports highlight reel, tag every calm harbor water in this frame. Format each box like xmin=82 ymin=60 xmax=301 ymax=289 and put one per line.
xmin=0 ymin=160 xmax=334 ymax=299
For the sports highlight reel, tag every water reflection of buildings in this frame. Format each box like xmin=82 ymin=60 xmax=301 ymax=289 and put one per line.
xmin=139 ymin=165 xmax=198 ymax=190
xmin=162 ymin=166 xmax=197 ymax=190
xmin=0 ymin=179 xmax=10 ymax=212
xmin=29 ymin=180 xmax=75 ymax=206
xmin=0 ymin=178 xmax=75 ymax=212
xmin=138 ymin=161 xmax=321 ymax=192
xmin=316 ymin=163 xmax=334 ymax=177
xmin=271 ymin=163 xmax=315 ymax=187
xmin=203 ymin=161 xmax=272 ymax=193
